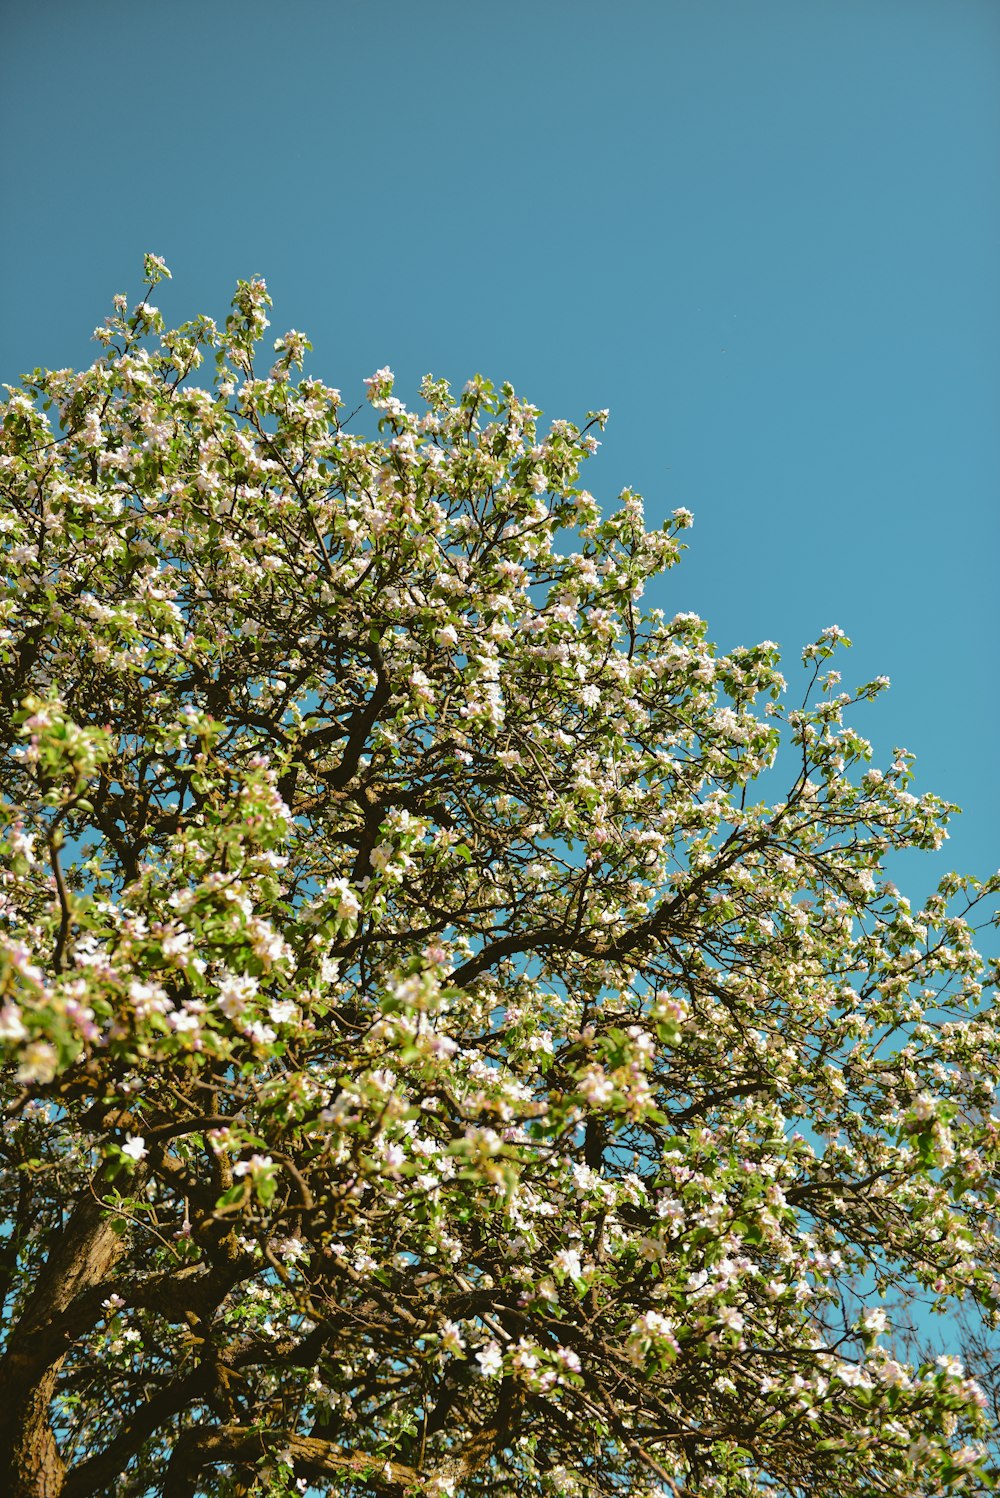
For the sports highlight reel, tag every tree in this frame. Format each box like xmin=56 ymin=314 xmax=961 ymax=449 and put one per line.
xmin=0 ymin=255 xmax=998 ymax=1498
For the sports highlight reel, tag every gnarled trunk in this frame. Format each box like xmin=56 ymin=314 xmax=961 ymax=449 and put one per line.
xmin=0 ymin=1177 xmax=134 ymax=1498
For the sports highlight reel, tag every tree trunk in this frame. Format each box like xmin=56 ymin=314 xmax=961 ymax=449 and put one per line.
xmin=4 ymin=1370 xmax=65 ymax=1498
xmin=0 ymin=1175 xmax=135 ymax=1498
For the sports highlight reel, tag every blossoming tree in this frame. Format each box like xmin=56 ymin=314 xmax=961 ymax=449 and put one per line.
xmin=1 ymin=257 xmax=998 ymax=1498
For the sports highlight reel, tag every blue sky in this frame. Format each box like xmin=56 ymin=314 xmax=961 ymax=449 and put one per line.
xmin=1 ymin=0 xmax=997 ymax=900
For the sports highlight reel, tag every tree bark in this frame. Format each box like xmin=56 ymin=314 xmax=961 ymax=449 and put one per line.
xmin=0 ymin=1174 xmax=136 ymax=1498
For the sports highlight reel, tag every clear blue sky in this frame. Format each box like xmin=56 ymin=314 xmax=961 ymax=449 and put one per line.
xmin=2 ymin=0 xmax=997 ymax=899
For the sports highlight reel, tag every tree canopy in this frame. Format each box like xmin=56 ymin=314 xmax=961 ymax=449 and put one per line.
xmin=1 ymin=257 xmax=998 ymax=1498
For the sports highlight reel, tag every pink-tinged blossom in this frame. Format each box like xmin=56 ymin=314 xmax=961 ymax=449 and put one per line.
xmin=15 ymin=1040 xmax=59 ymax=1084
xmin=244 ymin=1021 xmax=277 ymax=1046
xmin=717 ymin=1305 xmax=745 ymax=1334
xmin=0 ymin=1002 xmax=27 ymax=1041
xmin=381 ymin=1143 xmax=406 ymax=1176
xmin=551 ymin=1248 xmax=583 ymax=1280
xmin=268 ymin=999 xmax=299 ymax=1026
xmin=363 ymin=367 xmax=395 ymax=407
xmin=577 ymin=1065 xmax=614 ymax=1106
xmin=276 ymin=1237 xmax=307 ymax=1263
xmin=439 ymin=1321 xmax=466 ymax=1357
xmin=233 ymin=1154 xmax=274 ymax=1179
xmin=216 ymin=972 xmax=259 ymax=1019
xmin=2 ymin=940 xmax=46 ymax=987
